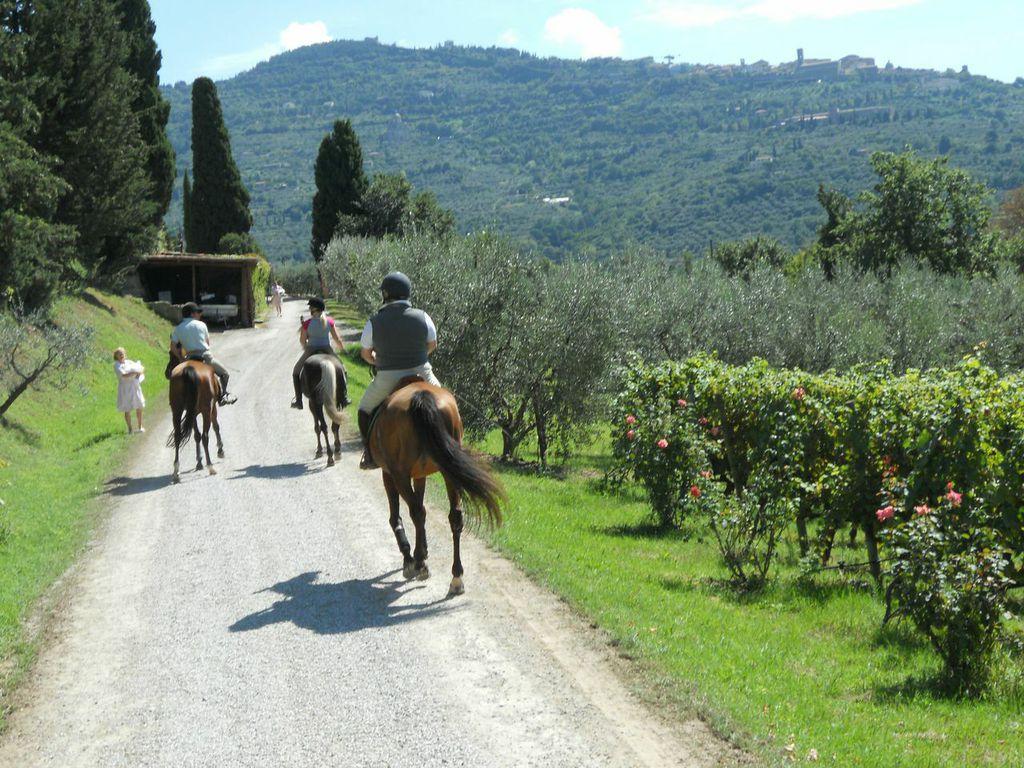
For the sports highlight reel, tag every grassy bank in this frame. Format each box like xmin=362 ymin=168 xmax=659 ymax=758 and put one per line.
xmin=332 ymin=301 xmax=1023 ymax=767
xmin=0 ymin=291 xmax=172 ymax=714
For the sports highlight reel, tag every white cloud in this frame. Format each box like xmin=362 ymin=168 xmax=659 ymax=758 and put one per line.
xmin=544 ymin=9 xmax=623 ymax=59
xmin=279 ymin=21 xmax=331 ymax=51
xmin=499 ymin=28 xmax=521 ymax=47
xmin=644 ymin=0 xmax=924 ymax=28
xmin=202 ymin=21 xmax=331 ymax=78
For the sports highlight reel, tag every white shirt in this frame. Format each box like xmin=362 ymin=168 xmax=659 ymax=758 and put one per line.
xmin=360 ymin=310 xmax=437 ymax=349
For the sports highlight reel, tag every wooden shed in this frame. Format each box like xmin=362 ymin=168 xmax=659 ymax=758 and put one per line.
xmin=137 ymin=252 xmax=259 ymax=327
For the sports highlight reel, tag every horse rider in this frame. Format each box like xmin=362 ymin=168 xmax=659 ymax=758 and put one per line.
xmin=290 ymin=296 xmax=345 ymax=410
xmin=357 ymin=271 xmax=441 ymax=470
xmin=169 ymin=302 xmax=237 ymax=405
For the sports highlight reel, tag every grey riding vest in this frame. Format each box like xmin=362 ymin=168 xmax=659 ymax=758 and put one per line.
xmin=369 ymin=300 xmax=430 ymax=371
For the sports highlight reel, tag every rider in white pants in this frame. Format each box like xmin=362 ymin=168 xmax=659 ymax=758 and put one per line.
xmin=357 ymin=272 xmax=440 ymax=469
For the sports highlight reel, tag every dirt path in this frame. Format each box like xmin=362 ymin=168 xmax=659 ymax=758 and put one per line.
xmin=0 ymin=300 xmax=738 ymax=768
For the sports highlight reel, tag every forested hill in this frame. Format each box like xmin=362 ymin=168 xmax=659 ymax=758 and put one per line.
xmin=161 ymin=40 xmax=1024 ymax=261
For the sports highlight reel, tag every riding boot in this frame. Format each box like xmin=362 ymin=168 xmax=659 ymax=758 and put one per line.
xmin=218 ymin=373 xmax=237 ymax=405
xmin=291 ymin=374 xmax=303 ymax=409
xmin=358 ymin=410 xmax=378 ymax=470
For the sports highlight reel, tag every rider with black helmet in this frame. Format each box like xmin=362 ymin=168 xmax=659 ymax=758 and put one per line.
xmin=169 ymin=302 xmax=236 ymax=405
xmin=290 ymin=296 xmax=345 ymax=409
xmin=357 ymin=271 xmax=441 ymax=469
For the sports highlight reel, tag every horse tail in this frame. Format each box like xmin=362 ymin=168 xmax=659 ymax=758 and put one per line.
xmin=408 ymin=389 xmax=504 ymax=527
xmin=166 ymin=365 xmax=199 ymax=448
xmin=316 ymin=358 xmax=346 ymax=425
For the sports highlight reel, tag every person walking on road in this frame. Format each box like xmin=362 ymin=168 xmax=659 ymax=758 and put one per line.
xmin=357 ymin=272 xmax=441 ymax=470
xmin=169 ymin=302 xmax=237 ymax=405
xmin=113 ymin=347 xmax=146 ymax=434
xmin=270 ymin=281 xmax=285 ymax=317
xmin=290 ymin=297 xmax=345 ymax=410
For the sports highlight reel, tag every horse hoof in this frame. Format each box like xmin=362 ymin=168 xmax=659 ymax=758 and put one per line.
xmin=415 ymin=564 xmax=431 ymax=581
xmin=448 ymin=577 xmax=465 ymax=596
xmin=217 ymin=450 xmax=225 ymax=459
xmin=327 ymin=456 xmax=335 ymax=467
xmin=315 ymin=449 xmax=323 ymax=458
xmin=208 ymin=466 xmax=217 ymax=476
xmin=171 ymin=474 xmax=180 ymax=484
xmin=195 ymin=463 xmax=203 ymax=472
xmin=402 ymin=562 xmax=417 ymax=580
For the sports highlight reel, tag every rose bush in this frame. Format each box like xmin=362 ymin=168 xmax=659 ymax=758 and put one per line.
xmin=610 ymin=354 xmax=1024 ymax=688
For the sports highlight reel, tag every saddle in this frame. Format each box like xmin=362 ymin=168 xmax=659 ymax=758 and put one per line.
xmin=367 ymin=375 xmax=426 ymax=433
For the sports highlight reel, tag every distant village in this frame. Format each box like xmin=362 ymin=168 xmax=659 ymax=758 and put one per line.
xmin=680 ymin=48 xmax=969 ymax=82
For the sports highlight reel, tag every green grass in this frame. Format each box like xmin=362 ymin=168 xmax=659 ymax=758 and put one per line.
xmin=333 ymin=299 xmax=1024 ymax=767
xmin=0 ymin=291 xmax=172 ymax=715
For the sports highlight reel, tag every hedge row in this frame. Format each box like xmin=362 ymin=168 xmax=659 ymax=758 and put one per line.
xmin=609 ymin=354 xmax=1024 ymax=688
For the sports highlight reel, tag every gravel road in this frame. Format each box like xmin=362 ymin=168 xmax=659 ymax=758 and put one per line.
xmin=0 ymin=300 xmax=737 ymax=768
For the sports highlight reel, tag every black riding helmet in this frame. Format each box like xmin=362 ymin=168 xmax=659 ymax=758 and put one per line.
xmin=307 ymin=297 xmax=326 ymax=312
xmin=380 ymin=271 xmax=412 ymax=301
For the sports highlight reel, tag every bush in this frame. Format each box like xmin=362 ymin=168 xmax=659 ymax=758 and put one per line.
xmin=272 ymin=261 xmax=320 ymax=297
xmin=611 ymin=355 xmax=1024 ymax=579
xmin=251 ymin=256 xmax=270 ymax=305
xmin=885 ymin=509 xmax=1011 ymax=692
xmin=216 ymin=231 xmax=262 ymax=255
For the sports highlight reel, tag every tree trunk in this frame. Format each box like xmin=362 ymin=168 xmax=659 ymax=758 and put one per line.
xmin=0 ymin=369 xmax=42 ymax=419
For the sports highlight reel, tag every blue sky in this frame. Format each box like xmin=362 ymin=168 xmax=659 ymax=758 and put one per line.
xmin=150 ymin=0 xmax=1023 ymax=84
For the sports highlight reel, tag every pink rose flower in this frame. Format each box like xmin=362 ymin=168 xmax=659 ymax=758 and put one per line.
xmin=656 ymin=438 xmax=669 ymax=450
xmin=690 ymin=485 xmax=701 ymax=499
xmin=677 ymin=398 xmax=688 ymax=407
xmin=875 ymin=505 xmax=895 ymax=522
xmin=946 ymin=489 xmax=962 ymax=507
xmin=792 ymin=386 xmax=806 ymax=401
xmin=698 ymin=417 xmax=709 ymax=426
xmin=700 ymin=470 xmax=713 ymax=479
xmin=914 ymin=503 xmax=931 ymax=516
xmin=626 ymin=429 xmax=636 ymax=441
xmin=625 ymin=414 xmax=637 ymax=425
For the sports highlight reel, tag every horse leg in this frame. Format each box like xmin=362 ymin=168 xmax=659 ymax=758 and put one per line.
xmin=212 ymin=403 xmax=224 ymax=458
xmin=445 ymin=477 xmax=466 ymax=596
xmin=194 ymin=418 xmax=203 ymax=471
xmin=313 ymin=405 xmax=324 ymax=460
xmin=172 ymin=407 xmax=182 ymax=483
xmin=332 ymin=423 xmax=341 ymax=458
xmin=410 ymin=477 xmax=429 ymax=580
xmin=317 ymin=404 xmax=334 ymax=467
xmin=201 ymin=410 xmax=216 ymax=475
xmin=383 ymin=472 xmax=414 ymax=576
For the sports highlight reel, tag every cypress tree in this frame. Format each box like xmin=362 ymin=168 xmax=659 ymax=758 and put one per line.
xmin=182 ymin=169 xmax=192 ymax=251
xmin=24 ymin=0 xmax=156 ymax=282
xmin=189 ymin=76 xmax=251 ymax=253
xmin=115 ymin=0 xmax=175 ymax=224
xmin=311 ymin=119 xmax=367 ymax=261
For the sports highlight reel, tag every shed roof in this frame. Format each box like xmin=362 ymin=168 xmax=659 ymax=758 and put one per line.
xmin=141 ymin=251 xmax=260 ymax=267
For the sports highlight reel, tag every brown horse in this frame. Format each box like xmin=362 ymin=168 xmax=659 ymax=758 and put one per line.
xmin=167 ymin=350 xmax=224 ymax=483
xmin=299 ymin=353 xmax=348 ymax=467
xmin=342 ymin=380 xmax=504 ymax=596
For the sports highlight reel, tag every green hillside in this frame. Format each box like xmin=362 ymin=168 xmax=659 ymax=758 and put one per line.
xmin=161 ymin=40 xmax=1024 ymax=261
xmin=0 ymin=293 xmax=171 ymax=711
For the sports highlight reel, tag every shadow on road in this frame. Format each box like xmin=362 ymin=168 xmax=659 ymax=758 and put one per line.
xmin=105 ymin=474 xmax=169 ymax=496
xmin=229 ymin=462 xmax=315 ymax=480
xmin=229 ymin=570 xmax=459 ymax=635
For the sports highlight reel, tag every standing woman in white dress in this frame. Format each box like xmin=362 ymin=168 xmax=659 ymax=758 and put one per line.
xmin=113 ymin=347 xmax=146 ymax=434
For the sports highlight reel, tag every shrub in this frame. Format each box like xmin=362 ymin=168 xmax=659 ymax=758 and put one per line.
xmin=272 ymin=261 xmax=320 ymax=297
xmin=885 ymin=509 xmax=1011 ymax=693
